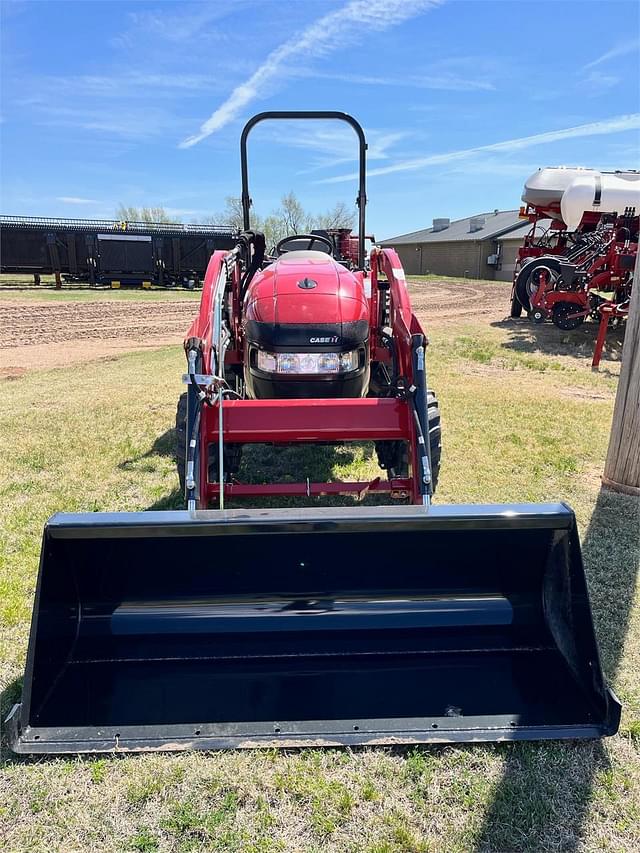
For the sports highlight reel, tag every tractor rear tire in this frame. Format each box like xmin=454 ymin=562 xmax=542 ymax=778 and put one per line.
xmin=176 ymin=392 xmax=188 ymax=495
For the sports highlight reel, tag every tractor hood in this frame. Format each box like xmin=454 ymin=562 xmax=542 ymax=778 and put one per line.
xmin=244 ymin=251 xmax=368 ymax=335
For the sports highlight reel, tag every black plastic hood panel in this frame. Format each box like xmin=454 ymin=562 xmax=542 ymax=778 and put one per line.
xmin=245 ymin=319 xmax=369 ymax=351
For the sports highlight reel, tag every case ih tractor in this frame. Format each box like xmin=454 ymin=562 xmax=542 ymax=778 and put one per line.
xmin=175 ymin=112 xmax=440 ymax=508
xmin=8 ymin=113 xmax=620 ymax=754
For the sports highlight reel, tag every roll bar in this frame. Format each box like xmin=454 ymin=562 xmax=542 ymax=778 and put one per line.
xmin=240 ymin=111 xmax=368 ymax=270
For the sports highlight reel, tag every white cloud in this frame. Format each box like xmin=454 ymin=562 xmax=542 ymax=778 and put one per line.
xmin=320 ymin=114 xmax=640 ymax=183
xmin=581 ymin=70 xmax=621 ymax=97
xmin=56 ymin=196 xmax=98 ymax=205
xmin=582 ymin=38 xmax=640 ymax=71
xmin=114 ymin=2 xmax=249 ymax=48
xmin=29 ymin=105 xmax=181 ymax=141
xmin=262 ymin=123 xmax=407 ymax=171
xmin=38 ymin=73 xmax=224 ymax=98
xmin=179 ymin=0 xmax=443 ymax=148
xmin=291 ymin=68 xmax=494 ymax=92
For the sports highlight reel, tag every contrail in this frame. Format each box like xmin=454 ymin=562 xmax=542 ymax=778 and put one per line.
xmin=179 ymin=0 xmax=442 ymax=148
xmin=320 ymin=114 xmax=640 ymax=183
xmin=582 ymin=38 xmax=639 ymax=71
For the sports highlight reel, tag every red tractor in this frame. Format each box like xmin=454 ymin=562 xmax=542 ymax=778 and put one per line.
xmin=176 ymin=111 xmax=440 ymax=508
xmin=8 ymin=113 xmax=620 ymax=755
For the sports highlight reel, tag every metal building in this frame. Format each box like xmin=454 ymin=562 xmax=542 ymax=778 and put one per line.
xmin=380 ymin=210 xmax=527 ymax=281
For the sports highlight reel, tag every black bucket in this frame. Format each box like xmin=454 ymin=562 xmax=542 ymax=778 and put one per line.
xmin=7 ymin=503 xmax=620 ymax=753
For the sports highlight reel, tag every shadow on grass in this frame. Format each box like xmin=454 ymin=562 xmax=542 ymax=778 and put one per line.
xmin=472 ymin=487 xmax=639 ymax=851
xmin=120 ymin=427 xmax=177 ymax=470
xmin=491 ymin=317 xmax=625 ymax=374
xmin=149 ymin=442 xmax=385 ymax=511
xmin=148 ymin=487 xmax=184 ymax=511
xmin=0 ymin=677 xmax=23 ymax=765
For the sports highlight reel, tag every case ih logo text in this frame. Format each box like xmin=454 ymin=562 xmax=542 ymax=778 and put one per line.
xmin=309 ymin=336 xmax=339 ymax=344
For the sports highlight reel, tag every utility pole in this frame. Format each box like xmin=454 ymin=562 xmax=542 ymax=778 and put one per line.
xmin=603 ymin=260 xmax=640 ymax=495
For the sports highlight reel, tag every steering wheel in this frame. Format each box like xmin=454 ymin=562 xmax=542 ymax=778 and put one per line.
xmin=276 ymin=234 xmax=334 ymax=256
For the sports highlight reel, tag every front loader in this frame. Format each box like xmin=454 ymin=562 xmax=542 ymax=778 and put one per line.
xmin=7 ymin=113 xmax=620 ymax=754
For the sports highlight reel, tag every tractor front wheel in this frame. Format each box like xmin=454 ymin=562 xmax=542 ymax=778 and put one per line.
xmin=175 ymin=392 xmax=244 ymax=497
xmin=374 ymin=390 xmax=441 ymax=494
xmin=175 ymin=392 xmax=188 ymax=495
xmin=427 ymin=390 xmax=442 ymax=493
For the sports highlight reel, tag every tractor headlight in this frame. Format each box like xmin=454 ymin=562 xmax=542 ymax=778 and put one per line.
xmin=257 ymin=350 xmax=359 ymax=374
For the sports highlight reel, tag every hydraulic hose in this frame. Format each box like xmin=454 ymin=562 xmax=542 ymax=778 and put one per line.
xmin=410 ymin=396 xmax=432 ymax=506
xmin=411 ymin=334 xmax=433 ymax=506
xmin=185 ymin=404 xmax=201 ymax=512
xmin=185 ymin=335 xmax=242 ymax=510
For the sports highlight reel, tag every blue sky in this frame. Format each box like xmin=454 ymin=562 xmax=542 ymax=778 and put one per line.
xmin=1 ymin=0 xmax=639 ymax=239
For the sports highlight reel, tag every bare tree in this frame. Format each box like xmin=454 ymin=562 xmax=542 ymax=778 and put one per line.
xmin=116 ymin=205 xmax=172 ymax=223
xmin=315 ymin=201 xmax=356 ymax=230
xmin=278 ymin=192 xmax=313 ymax=235
xmin=207 ymin=195 xmax=287 ymax=249
xmin=205 ymin=196 xmax=268 ymax=235
xmin=202 ymin=197 xmax=245 ymax=230
xmin=205 ymin=192 xmax=356 ymax=249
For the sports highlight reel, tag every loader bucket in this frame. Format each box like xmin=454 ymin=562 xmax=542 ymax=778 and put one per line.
xmin=8 ymin=503 xmax=619 ymax=753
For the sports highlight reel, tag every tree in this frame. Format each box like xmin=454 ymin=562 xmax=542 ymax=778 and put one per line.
xmin=205 ymin=196 xmax=280 ymax=246
xmin=315 ymin=201 xmax=356 ymax=230
xmin=202 ymin=197 xmax=245 ymax=230
xmin=116 ymin=205 xmax=172 ymax=223
xmin=278 ymin=191 xmax=313 ymax=235
xmin=603 ymin=260 xmax=640 ymax=495
xmin=207 ymin=192 xmax=356 ymax=249
xmin=261 ymin=214 xmax=287 ymax=250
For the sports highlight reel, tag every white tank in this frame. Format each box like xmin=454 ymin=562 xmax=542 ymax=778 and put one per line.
xmin=522 ymin=167 xmax=594 ymax=217
xmin=561 ymin=172 xmax=640 ymax=230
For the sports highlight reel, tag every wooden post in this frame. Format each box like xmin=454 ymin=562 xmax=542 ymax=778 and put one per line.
xmin=603 ymin=259 xmax=640 ymax=495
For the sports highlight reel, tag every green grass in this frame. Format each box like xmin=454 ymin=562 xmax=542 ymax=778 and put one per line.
xmin=0 ymin=311 xmax=638 ymax=852
xmin=0 ymin=274 xmax=201 ymax=301
xmin=406 ymin=273 xmax=501 ymax=285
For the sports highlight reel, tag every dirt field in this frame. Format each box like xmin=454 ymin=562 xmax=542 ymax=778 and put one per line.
xmin=0 ymin=298 xmax=197 ymax=376
xmin=0 ymin=278 xmax=624 ymax=377
xmin=408 ymin=278 xmax=507 ymax=321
